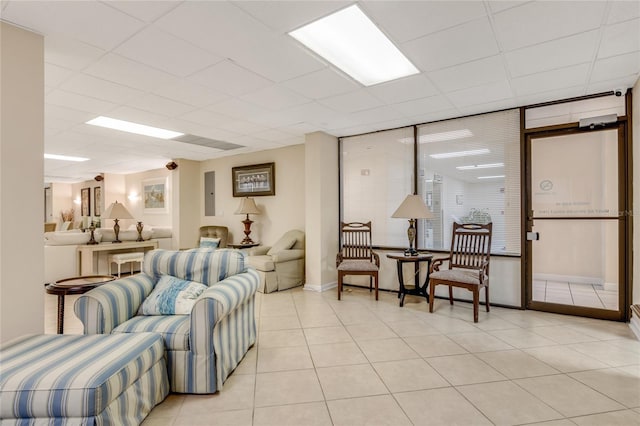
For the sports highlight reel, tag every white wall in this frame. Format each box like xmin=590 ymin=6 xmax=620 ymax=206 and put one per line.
xmin=633 ymin=78 xmax=640 ymax=305
xmin=200 ymin=145 xmax=305 ymax=248
xmin=1 ymin=22 xmax=44 ymax=344
xmin=125 ymin=168 xmax=172 ymax=230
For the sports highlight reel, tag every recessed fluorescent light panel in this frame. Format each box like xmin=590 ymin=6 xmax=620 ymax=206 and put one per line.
xmin=477 ymin=175 xmax=505 ymax=179
xmin=44 ymin=153 xmax=89 ymax=162
xmin=86 ymin=116 xmax=183 ymax=139
xmin=457 ymin=163 xmax=504 ymax=170
xmin=420 ymin=129 xmax=473 ymax=143
xmin=289 ymin=5 xmax=419 ymax=86
xmin=430 ymin=149 xmax=490 ymax=159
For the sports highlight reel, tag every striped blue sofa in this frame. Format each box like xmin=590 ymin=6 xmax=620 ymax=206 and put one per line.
xmin=0 ymin=333 xmax=168 ymax=425
xmin=75 ymin=249 xmax=259 ymax=394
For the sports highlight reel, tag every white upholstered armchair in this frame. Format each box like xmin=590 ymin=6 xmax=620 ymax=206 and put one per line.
xmin=247 ymin=229 xmax=305 ymax=293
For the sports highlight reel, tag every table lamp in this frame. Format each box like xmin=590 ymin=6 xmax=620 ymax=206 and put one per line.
xmin=102 ymin=200 xmax=134 ymax=243
xmin=392 ymin=194 xmax=433 ymax=256
xmin=235 ymin=197 xmax=260 ymax=245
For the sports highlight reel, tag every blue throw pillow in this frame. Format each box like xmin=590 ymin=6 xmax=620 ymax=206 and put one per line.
xmin=199 ymin=237 xmax=220 ymax=249
xmin=140 ymin=275 xmax=208 ymax=315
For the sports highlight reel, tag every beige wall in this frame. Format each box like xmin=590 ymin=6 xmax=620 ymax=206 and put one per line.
xmin=633 ymin=78 xmax=639 ymax=305
xmin=124 ymin=168 xmax=172 ymax=230
xmin=51 ymin=183 xmax=73 ymax=227
xmin=200 ymin=145 xmax=305 ymax=248
xmin=1 ymin=22 xmax=44 ymax=344
xmin=174 ymin=159 xmax=200 ymax=249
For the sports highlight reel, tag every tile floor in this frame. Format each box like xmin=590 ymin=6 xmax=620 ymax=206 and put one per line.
xmin=532 ymin=280 xmax=619 ymax=310
xmin=45 ymin=286 xmax=640 ymax=426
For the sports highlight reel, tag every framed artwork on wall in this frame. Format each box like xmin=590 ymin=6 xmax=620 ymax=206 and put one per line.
xmin=81 ymin=188 xmax=91 ymax=216
xmin=143 ymin=177 xmax=168 ymax=213
xmin=94 ymin=187 xmax=102 ymax=216
xmin=232 ymin=162 xmax=275 ymax=197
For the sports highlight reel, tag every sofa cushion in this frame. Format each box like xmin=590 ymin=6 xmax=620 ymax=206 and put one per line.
xmin=337 ymin=260 xmax=378 ymax=272
xmin=267 ymin=234 xmax=297 ymax=256
xmin=247 ymin=255 xmax=275 ymax=272
xmin=199 ymin=237 xmax=220 ymax=249
xmin=112 ymin=315 xmax=190 ymax=351
xmin=44 ymin=230 xmax=102 ymax=246
xmin=139 ymin=275 xmax=207 ymax=315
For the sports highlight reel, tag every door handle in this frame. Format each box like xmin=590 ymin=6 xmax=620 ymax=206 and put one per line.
xmin=526 ymin=232 xmax=539 ymax=241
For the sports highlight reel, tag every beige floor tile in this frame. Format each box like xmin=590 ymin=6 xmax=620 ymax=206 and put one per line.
xmin=426 ymin=354 xmax=507 ymax=385
xmin=475 ymin=349 xmax=559 ymax=379
xmin=333 ymin=306 xmax=380 ymax=325
xmin=524 ymin=346 xmax=610 ymax=373
xmin=515 ymin=374 xmax=625 ymax=417
xmin=260 ymin=301 xmax=297 ymax=317
xmin=567 ymin=341 xmax=640 ymax=367
xmin=488 ymin=328 xmax=557 ymax=348
xmin=357 ymin=337 xmax=419 ymax=362
xmin=299 ymin=311 xmax=342 ymax=328
xmin=384 ymin=319 xmax=440 ymax=337
xmin=372 ymin=358 xmax=449 ymax=392
xmin=179 ymin=374 xmax=255 ymax=414
xmin=327 ymin=394 xmax=412 ymax=426
xmin=258 ymin=329 xmax=307 ymax=348
xmin=458 ymin=380 xmax=563 ymax=425
xmin=523 ymin=420 xmax=576 ymax=426
xmin=259 ymin=314 xmax=301 ymax=331
xmin=173 ymin=409 xmax=253 ymax=426
xmin=257 ymin=345 xmax=313 ymax=372
xmin=303 ymin=326 xmax=353 ymax=345
xmin=571 ymin=409 xmax=640 ymax=425
xmin=403 ymin=334 xmax=468 ymax=357
xmin=498 ymin=312 xmax=558 ymax=328
xmin=316 ymin=364 xmax=388 ymax=400
xmin=233 ymin=347 xmax=257 ymax=375
xmin=425 ymin=314 xmax=478 ymax=334
xmin=447 ymin=331 xmax=514 ymax=352
xmin=530 ymin=326 xmax=599 ymax=344
xmin=145 ymin=394 xmax=185 ymax=419
xmin=254 ymin=369 xmax=324 ymax=407
xmin=473 ymin=316 xmax=521 ymax=331
xmin=394 ymin=387 xmax=492 ymax=425
xmin=569 ymin=368 xmax=640 ymax=408
xmin=308 ymin=342 xmax=368 ymax=367
xmin=253 ymin=402 xmax=332 ymax=426
xmin=346 ymin=322 xmax=397 ymax=341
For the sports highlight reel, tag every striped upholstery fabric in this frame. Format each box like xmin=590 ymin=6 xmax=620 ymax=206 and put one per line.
xmin=0 ymin=333 xmax=168 ymax=425
xmin=75 ymin=249 xmax=259 ymax=394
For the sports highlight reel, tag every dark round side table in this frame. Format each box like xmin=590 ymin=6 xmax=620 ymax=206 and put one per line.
xmin=45 ymin=275 xmax=116 ymax=334
xmin=386 ymin=253 xmax=433 ymax=307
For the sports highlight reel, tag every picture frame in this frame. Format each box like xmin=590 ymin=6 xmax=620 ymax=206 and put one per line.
xmin=93 ymin=186 xmax=102 ymax=216
xmin=81 ymin=188 xmax=91 ymax=216
xmin=143 ymin=177 xmax=168 ymax=214
xmin=232 ymin=162 xmax=275 ymax=197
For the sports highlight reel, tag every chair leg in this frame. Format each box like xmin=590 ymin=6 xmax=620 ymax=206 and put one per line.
xmin=485 ymin=285 xmax=490 ymax=312
xmin=117 ymin=263 xmax=121 ymax=278
xmin=338 ymin=273 xmax=342 ymax=300
xmin=369 ymin=276 xmax=372 ymax=292
xmin=429 ymin=282 xmax=435 ymax=313
xmin=449 ymin=286 xmax=454 ymax=305
xmin=473 ymin=288 xmax=479 ymax=323
xmin=374 ymin=273 xmax=378 ymax=301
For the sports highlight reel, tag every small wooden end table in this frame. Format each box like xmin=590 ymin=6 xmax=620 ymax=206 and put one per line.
xmin=228 ymin=242 xmax=260 ymax=249
xmin=45 ymin=275 xmax=116 ymax=334
xmin=386 ymin=253 xmax=433 ymax=307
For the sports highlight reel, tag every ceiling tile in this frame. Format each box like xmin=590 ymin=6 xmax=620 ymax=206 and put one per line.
xmin=188 ymin=60 xmax=272 ymax=96
xmin=591 ymin=52 xmax=640 ymax=83
xmin=154 ymin=80 xmax=228 ymax=108
xmin=367 ymin=74 xmax=439 ymax=104
xmin=60 ymin=73 xmax=144 ymax=104
xmin=428 ymin=55 xmax=508 ymax=92
xmin=47 ymin=89 xmax=117 ymax=115
xmin=106 ymin=106 xmax=179 ymax=129
xmin=44 ymin=35 xmax=106 ymax=71
xmin=598 ymin=18 xmax=640 ymax=59
xmin=319 ymin=89 xmax=384 ymax=113
xmin=486 ymin=1 xmax=528 ymax=14
xmin=85 ymin=53 xmax=175 ymax=91
xmin=402 ymin=17 xmax=499 ymax=72
xmin=215 ymin=119 xmax=268 ymax=135
xmin=282 ymin=67 xmax=359 ymax=99
xmin=512 ymin=63 xmax=591 ymax=97
xmin=392 ymin=95 xmax=456 ymax=116
xmin=45 ymin=63 xmax=74 ymax=87
xmin=240 ymin=85 xmax=310 ymax=111
xmin=505 ymin=30 xmax=598 ymax=78
xmin=493 ymin=1 xmax=607 ymax=51
xmin=347 ymin=105 xmax=405 ymax=126
xmin=106 ymin=1 xmax=181 ymax=23
xmin=607 ymin=1 xmax=640 ymax=24
xmin=234 ymin=1 xmax=349 ymax=32
xmin=127 ymin=93 xmax=195 ymax=118
xmin=248 ymin=128 xmax=296 ymax=143
xmin=46 ymin=104 xmax=97 ymax=124
xmin=178 ymin=108 xmax=233 ymax=128
xmin=458 ymin=98 xmax=519 ymax=116
xmin=114 ymin=27 xmax=222 ymax=77
xmin=363 ymin=1 xmax=487 ymax=43
xmin=446 ymin=80 xmax=514 ymax=108
xmin=206 ymin=98 xmax=266 ymax=121
xmin=587 ymin=75 xmax=638 ymax=94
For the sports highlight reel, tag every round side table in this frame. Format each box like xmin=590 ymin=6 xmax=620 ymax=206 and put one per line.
xmin=386 ymin=253 xmax=433 ymax=307
xmin=45 ymin=275 xmax=116 ymax=334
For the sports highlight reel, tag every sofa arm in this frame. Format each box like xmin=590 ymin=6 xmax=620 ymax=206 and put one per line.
xmin=189 ymin=268 xmax=259 ymax=354
xmin=272 ymin=249 xmax=304 ymax=263
xmin=248 ymin=246 xmax=270 ymax=256
xmin=74 ymin=274 xmax=155 ymax=334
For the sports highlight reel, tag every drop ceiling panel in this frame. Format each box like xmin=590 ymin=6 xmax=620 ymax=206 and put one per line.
xmin=512 ymin=63 xmax=590 ymax=97
xmin=319 ymin=89 xmax=384 ymax=114
xmin=85 ymin=53 xmax=175 ymax=91
xmin=367 ymin=74 xmax=439 ymax=104
xmin=591 ymin=52 xmax=640 ymax=83
xmin=240 ymin=85 xmax=310 ymax=111
xmin=45 ymin=63 xmax=74 ymax=87
xmin=114 ymin=27 xmax=222 ymax=77
xmin=598 ymin=19 xmax=640 ymax=59
xmin=188 ymin=60 xmax=272 ymax=96
xmin=249 ymin=128 xmax=296 ymax=143
xmin=206 ymin=98 xmax=267 ymax=121
xmin=428 ymin=55 xmax=508 ymax=93
xmin=61 ymin=74 xmax=144 ymax=104
xmin=46 ymin=89 xmax=117 ymax=115
xmin=348 ymin=105 xmax=405 ymax=126
xmin=44 ymin=35 xmax=106 ymax=71
xmin=46 ymin=104 xmax=97 ymax=124
xmin=282 ymin=68 xmax=360 ymax=100
xmin=127 ymin=93 xmax=195 ymax=118
xmin=392 ymin=95 xmax=456 ymax=117
xmin=106 ymin=1 xmax=182 ymax=23
xmin=177 ymin=108 xmax=231 ymax=128
xmin=606 ymin=1 xmax=640 ymax=24
xmin=105 ymin=106 xmax=177 ymax=129
xmin=234 ymin=1 xmax=349 ymax=33
xmin=402 ymin=17 xmax=500 ymax=72
xmin=446 ymin=80 xmax=514 ymax=108
xmin=154 ymin=80 xmax=228 ymax=108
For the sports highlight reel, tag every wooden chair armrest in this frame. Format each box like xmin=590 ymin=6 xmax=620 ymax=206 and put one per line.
xmin=372 ymin=251 xmax=380 ymax=267
xmin=336 ymin=252 xmax=344 ymax=267
xmin=430 ymin=256 xmax=450 ymax=272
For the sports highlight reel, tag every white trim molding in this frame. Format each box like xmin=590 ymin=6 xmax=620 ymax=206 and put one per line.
xmin=304 ymin=281 xmax=337 ymax=292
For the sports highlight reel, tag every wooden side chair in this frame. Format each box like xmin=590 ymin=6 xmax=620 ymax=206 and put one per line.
xmin=429 ymin=222 xmax=492 ymax=322
xmin=336 ymin=221 xmax=380 ymax=300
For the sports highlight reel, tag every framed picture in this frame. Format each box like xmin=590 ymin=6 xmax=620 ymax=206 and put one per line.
xmin=143 ymin=177 xmax=168 ymax=213
xmin=81 ymin=188 xmax=91 ymax=216
xmin=93 ymin=187 xmax=102 ymax=216
xmin=232 ymin=162 xmax=275 ymax=197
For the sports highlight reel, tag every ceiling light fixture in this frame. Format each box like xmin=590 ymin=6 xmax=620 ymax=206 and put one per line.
xmin=477 ymin=175 xmax=505 ymax=179
xmin=420 ymin=129 xmax=473 ymax=143
xmin=289 ymin=5 xmax=419 ymax=86
xmin=86 ymin=116 xmax=183 ymax=139
xmin=430 ymin=149 xmax=490 ymax=159
xmin=456 ymin=163 xmax=504 ymax=170
xmin=44 ymin=153 xmax=89 ymax=162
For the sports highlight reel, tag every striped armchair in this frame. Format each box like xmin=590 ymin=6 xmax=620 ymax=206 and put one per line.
xmin=75 ymin=249 xmax=259 ymax=394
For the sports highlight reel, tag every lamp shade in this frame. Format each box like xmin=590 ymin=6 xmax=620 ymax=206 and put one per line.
xmin=235 ymin=197 xmax=260 ymax=215
xmin=391 ymin=194 xmax=432 ymax=219
xmin=102 ymin=201 xmax=134 ymax=220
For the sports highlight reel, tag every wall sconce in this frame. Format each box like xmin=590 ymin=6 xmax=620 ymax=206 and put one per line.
xmin=128 ymin=192 xmax=140 ymax=202
xmin=73 ymin=196 xmax=81 ymax=205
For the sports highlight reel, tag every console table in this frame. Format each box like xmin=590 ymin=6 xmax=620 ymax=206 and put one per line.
xmin=386 ymin=253 xmax=433 ymax=307
xmin=77 ymin=240 xmax=158 ymax=276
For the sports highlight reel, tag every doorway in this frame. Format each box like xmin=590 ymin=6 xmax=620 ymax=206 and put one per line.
xmin=524 ymin=125 xmax=630 ymax=321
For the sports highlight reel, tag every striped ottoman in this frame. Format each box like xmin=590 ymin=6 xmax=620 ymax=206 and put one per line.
xmin=0 ymin=333 xmax=168 ymax=425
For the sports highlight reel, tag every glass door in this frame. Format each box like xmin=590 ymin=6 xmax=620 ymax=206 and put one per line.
xmin=526 ymin=127 xmax=627 ymax=321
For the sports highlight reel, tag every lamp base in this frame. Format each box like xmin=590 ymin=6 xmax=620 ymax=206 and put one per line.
xmin=241 ymin=215 xmax=254 ymax=245
xmin=112 ymin=219 xmax=122 ymax=243
xmin=404 ymin=248 xmax=418 ymax=257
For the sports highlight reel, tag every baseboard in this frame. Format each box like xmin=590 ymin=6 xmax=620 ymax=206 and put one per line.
xmin=304 ymin=281 xmax=337 ymax=292
xmin=603 ymin=282 xmax=617 ymax=292
xmin=534 ymin=273 xmax=604 ymax=287
xmin=630 ymin=305 xmax=640 ymax=341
